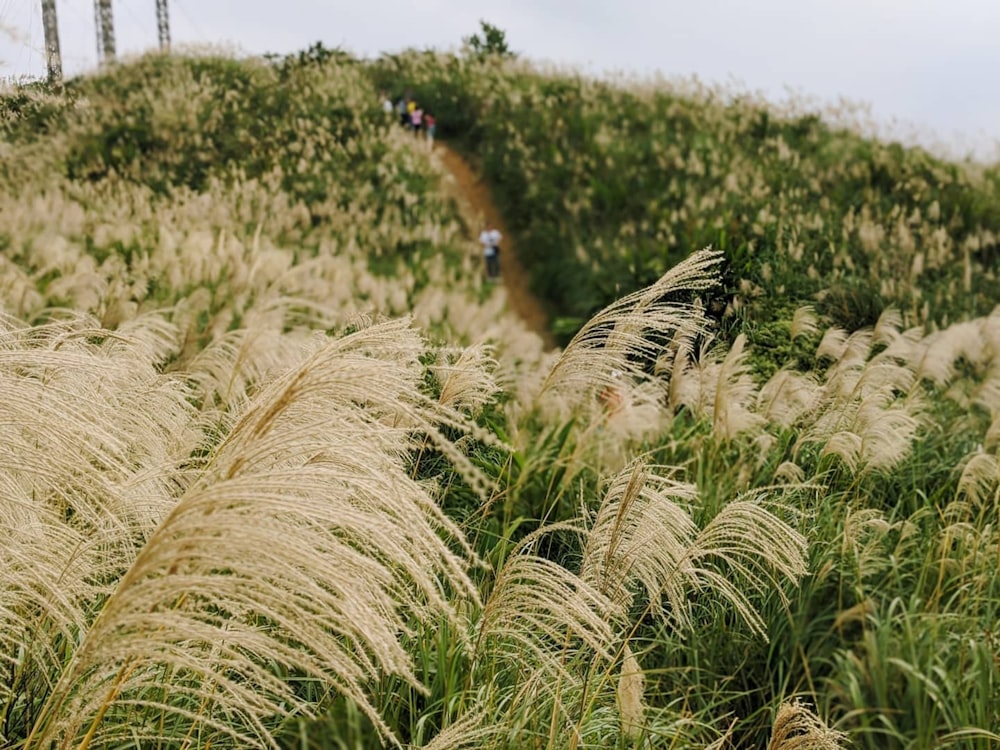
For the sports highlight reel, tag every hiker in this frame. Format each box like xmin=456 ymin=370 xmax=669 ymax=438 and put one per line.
xmin=479 ymin=223 xmax=502 ymax=280
xmin=410 ymin=104 xmax=424 ymax=133
xmin=381 ymin=91 xmax=394 ymax=115
xmin=396 ymin=96 xmax=409 ymax=127
xmin=424 ymin=112 xmax=437 ymax=146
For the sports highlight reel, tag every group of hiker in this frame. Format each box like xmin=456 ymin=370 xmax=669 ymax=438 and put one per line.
xmin=381 ymin=91 xmax=437 ymax=145
xmin=381 ymin=90 xmax=500 ymax=280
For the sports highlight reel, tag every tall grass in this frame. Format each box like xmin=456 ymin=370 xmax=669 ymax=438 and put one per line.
xmin=2 ymin=45 xmax=997 ymax=748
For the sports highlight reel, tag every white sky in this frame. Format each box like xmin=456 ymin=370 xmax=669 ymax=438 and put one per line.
xmin=2 ymin=0 xmax=999 ymax=161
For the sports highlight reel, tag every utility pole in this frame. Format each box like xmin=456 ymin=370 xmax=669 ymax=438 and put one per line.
xmin=40 ymin=0 xmax=63 ymax=84
xmin=94 ymin=0 xmax=115 ymax=64
xmin=156 ymin=0 xmax=170 ymax=50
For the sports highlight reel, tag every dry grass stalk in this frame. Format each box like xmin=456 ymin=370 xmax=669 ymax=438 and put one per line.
xmin=790 ymin=305 xmax=819 ymax=340
xmin=475 ymin=527 xmax=616 ymax=685
xmin=767 ymin=699 xmax=847 ymax=750
xmin=536 ymin=248 xmax=723 ymax=419
xmin=712 ymin=333 xmax=765 ymax=441
xmin=615 ymin=641 xmax=646 ymax=741
xmin=581 ymin=461 xmax=808 ymax=637
xmin=432 ymin=342 xmax=501 ymax=414
xmin=20 ymin=318 xmax=488 ymax=749
xmin=421 ymin=707 xmax=498 ymax=750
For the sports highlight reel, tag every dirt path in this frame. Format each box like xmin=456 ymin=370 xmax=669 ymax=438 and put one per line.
xmin=435 ymin=144 xmax=556 ymax=350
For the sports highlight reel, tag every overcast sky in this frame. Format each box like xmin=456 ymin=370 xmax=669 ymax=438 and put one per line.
xmin=2 ymin=0 xmax=998 ymax=161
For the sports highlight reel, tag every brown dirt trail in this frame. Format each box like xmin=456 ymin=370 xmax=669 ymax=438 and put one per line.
xmin=435 ymin=144 xmax=556 ymax=350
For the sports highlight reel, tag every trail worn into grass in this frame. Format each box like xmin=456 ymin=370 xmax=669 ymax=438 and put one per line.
xmin=435 ymin=143 xmax=556 ymax=350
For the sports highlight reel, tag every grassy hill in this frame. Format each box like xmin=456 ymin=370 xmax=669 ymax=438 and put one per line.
xmin=0 ymin=45 xmax=996 ymax=749
xmin=374 ymin=51 xmax=1000 ymax=347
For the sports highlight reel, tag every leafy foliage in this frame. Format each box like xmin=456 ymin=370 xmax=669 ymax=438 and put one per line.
xmin=463 ymin=21 xmax=515 ymax=61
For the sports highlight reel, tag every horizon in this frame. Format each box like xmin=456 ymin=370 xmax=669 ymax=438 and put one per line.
xmin=2 ymin=0 xmax=998 ymax=164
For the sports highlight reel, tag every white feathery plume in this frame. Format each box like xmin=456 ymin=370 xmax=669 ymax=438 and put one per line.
xmin=774 ymin=461 xmax=806 ymax=484
xmin=474 ymin=525 xmax=616 ymax=686
xmin=0 ymin=314 xmax=203 ymax=746
xmin=536 ymin=249 xmax=723 ymax=420
xmin=854 ymin=396 xmax=920 ymax=472
xmin=671 ymin=334 xmax=722 ymax=419
xmin=840 ymin=329 xmax=873 ymax=371
xmin=598 ymin=378 xmax=672 ymax=450
xmin=27 ymin=319 xmax=485 ymax=749
xmin=872 ymin=306 xmax=903 ymax=348
xmin=986 ymin=413 xmax=1000 ymax=451
xmin=0 ymin=314 xmax=200 ymax=532
xmin=820 ymin=431 xmax=864 ymax=474
xmin=580 ymin=462 xmax=807 ymax=637
xmin=184 ymin=326 xmax=307 ymax=409
xmin=684 ymin=498 xmax=808 ymax=636
xmin=790 ymin=305 xmax=819 ymax=340
xmin=911 ymin=320 xmax=984 ymax=388
xmin=666 ymin=326 xmax=699 ymax=413
xmin=580 ymin=463 xmax=699 ymax=618
xmin=421 ymin=708 xmax=497 ymax=750
xmin=616 ymin=641 xmax=646 ymax=741
xmin=759 ymin=369 xmax=821 ymax=428
xmin=712 ymin=333 xmax=765 ymax=441
xmin=767 ymin=699 xmax=847 ymax=750
xmin=432 ymin=342 xmax=501 ymax=415
xmin=815 ymin=327 xmax=848 ymax=362
xmin=957 ymin=451 xmax=998 ymax=508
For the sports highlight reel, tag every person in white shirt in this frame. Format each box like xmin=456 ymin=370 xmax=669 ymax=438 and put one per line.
xmin=479 ymin=224 xmax=502 ymax=280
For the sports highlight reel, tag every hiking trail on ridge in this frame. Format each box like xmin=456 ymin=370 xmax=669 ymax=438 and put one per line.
xmin=435 ymin=144 xmax=556 ymax=350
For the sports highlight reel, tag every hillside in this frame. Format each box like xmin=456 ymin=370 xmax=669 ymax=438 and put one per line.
xmin=0 ymin=46 xmax=997 ymax=750
xmin=374 ymin=50 xmax=1000 ymax=353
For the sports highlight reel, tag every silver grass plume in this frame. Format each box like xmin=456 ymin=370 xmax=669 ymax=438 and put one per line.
xmin=815 ymin=327 xmax=849 ymax=363
xmin=767 ymin=699 xmax=847 ymax=750
xmin=26 ymin=319 xmax=485 ymax=749
xmin=712 ymin=333 xmax=765 ymax=441
xmin=460 ymin=524 xmax=618 ymax=744
xmin=421 ymin=708 xmax=499 ymax=750
xmin=615 ymin=641 xmax=646 ymax=741
xmin=790 ymin=305 xmax=819 ymax=340
xmin=872 ymin=307 xmax=903 ymax=348
xmin=581 ymin=461 xmax=808 ymax=637
xmin=759 ymin=368 xmax=821 ymax=429
xmin=0 ymin=315 xmax=202 ymax=745
xmin=536 ymin=248 xmax=723 ymax=418
xmin=957 ymin=451 xmax=998 ymax=508
xmin=797 ymin=322 xmax=923 ymax=475
xmin=475 ymin=525 xmax=617 ymax=683
xmin=432 ymin=342 xmax=501 ymax=415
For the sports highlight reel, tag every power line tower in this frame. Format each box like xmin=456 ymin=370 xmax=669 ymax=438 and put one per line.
xmin=40 ymin=0 xmax=63 ymax=84
xmin=94 ymin=0 xmax=116 ymax=64
xmin=156 ymin=0 xmax=170 ymax=50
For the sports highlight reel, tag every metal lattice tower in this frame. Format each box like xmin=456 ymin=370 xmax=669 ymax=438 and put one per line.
xmin=41 ymin=0 xmax=63 ymax=84
xmin=94 ymin=0 xmax=116 ymax=64
xmin=156 ymin=0 xmax=170 ymax=50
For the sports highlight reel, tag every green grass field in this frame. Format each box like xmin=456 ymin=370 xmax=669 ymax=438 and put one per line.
xmin=0 ymin=40 xmax=996 ymax=749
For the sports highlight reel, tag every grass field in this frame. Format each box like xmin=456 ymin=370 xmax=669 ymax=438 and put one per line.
xmin=0 ymin=43 xmax=996 ymax=749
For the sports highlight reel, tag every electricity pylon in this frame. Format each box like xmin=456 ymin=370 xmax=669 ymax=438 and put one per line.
xmin=156 ymin=0 xmax=170 ymax=50
xmin=41 ymin=0 xmax=63 ymax=84
xmin=94 ymin=0 xmax=115 ymax=64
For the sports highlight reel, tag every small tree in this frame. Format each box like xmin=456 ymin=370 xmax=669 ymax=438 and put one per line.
xmin=464 ymin=20 xmax=514 ymax=60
